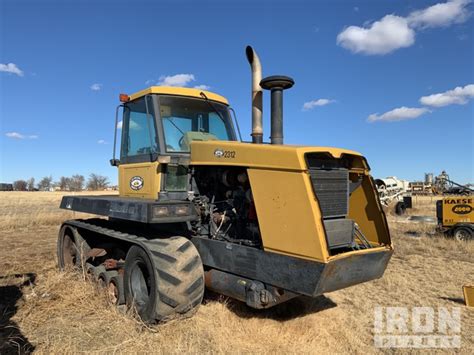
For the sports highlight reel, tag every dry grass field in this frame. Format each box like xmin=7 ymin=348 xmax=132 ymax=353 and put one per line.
xmin=0 ymin=192 xmax=473 ymax=354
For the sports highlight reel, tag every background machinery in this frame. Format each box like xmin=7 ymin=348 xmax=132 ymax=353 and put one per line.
xmin=375 ymin=176 xmax=412 ymax=215
xmin=437 ymin=196 xmax=473 ymax=241
xmin=432 ymin=171 xmax=474 ymax=195
xmin=410 ymin=171 xmax=473 ymax=195
xmin=57 ymin=46 xmax=393 ymax=323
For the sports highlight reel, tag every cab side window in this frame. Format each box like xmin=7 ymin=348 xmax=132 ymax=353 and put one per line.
xmin=121 ymin=96 xmax=158 ymax=162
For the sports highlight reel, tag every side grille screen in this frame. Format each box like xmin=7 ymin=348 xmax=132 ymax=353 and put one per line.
xmin=309 ymin=169 xmax=349 ymax=218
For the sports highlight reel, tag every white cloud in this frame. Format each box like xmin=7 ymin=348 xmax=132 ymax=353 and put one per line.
xmin=145 ymin=79 xmax=155 ymax=85
xmin=302 ymin=99 xmax=335 ymax=111
xmin=194 ymin=84 xmax=211 ymax=90
xmin=0 ymin=63 xmax=24 ymax=76
xmin=158 ymin=74 xmax=195 ymax=87
xmin=5 ymin=132 xmax=39 ymax=139
xmin=419 ymin=84 xmax=474 ymax=107
xmin=116 ymin=120 xmax=140 ymax=130
xmin=90 ymin=83 xmax=102 ymax=91
xmin=337 ymin=1 xmax=473 ymax=55
xmin=408 ymin=0 xmax=471 ymax=29
xmin=337 ymin=15 xmax=415 ymax=55
xmin=6 ymin=132 xmax=24 ymax=139
xmin=97 ymin=139 xmax=108 ymax=144
xmin=368 ymin=107 xmax=430 ymax=122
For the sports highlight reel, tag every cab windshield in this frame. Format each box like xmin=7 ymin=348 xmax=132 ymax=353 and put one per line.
xmin=159 ymin=96 xmax=235 ymax=152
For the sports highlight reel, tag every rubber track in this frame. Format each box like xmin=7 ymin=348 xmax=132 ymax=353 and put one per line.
xmin=62 ymin=218 xmax=205 ymax=320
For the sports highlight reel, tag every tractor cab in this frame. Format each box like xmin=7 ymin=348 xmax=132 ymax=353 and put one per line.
xmin=112 ymin=87 xmax=238 ymax=198
xmin=115 ymin=87 xmax=237 ymax=160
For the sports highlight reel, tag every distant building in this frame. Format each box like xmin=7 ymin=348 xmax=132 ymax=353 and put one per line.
xmin=0 ymin=183 xmax=14 ymax=191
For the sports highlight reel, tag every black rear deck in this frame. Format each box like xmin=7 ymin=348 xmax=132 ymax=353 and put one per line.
xmin=60 ymin=195 xmax=197 ymax=223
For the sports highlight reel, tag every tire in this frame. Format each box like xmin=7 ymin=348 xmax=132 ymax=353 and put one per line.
xmin=395 ymin=202 xmax=406 ymax=215
xmin=57 ymin=226 xmax=90 ymax=270
xmin=124 ymin=238 xmax=204 ymax=323
xmin=453 ymin=226 xmax=473 ymax=241
xmin=124 ymin=246 xmax=158 ymax=322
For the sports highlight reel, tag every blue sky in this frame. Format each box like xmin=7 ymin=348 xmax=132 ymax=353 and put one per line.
xmin=1 ymin=0 xmax=473 ymax=185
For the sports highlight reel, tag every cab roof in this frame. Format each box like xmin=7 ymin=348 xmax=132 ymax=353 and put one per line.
xmin=128 ymin=86 xmax=229 ymax=105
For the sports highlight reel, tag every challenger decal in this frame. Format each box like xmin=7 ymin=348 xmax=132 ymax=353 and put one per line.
xmin=130 ymin=176 xmax=144 ymax=191
xmin=214 ymin=149 xmax=224 ymax=158
xmin=214 ymin=148 xmax=236 ymax=159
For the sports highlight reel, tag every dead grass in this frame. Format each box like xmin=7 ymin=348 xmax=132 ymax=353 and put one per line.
xmin=0 ymin=191 xmax=115 ymax=231
xmin=0 ymin=192 xmax=473 ymax=354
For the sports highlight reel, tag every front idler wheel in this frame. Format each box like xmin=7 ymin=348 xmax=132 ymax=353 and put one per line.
xmin=57 ymin=226 xmax=89 ymax=271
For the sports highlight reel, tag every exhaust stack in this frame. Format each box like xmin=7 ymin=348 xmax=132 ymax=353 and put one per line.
xmin=246 ymin=46 xmax=263 ymax=144
xmin=260 ymin=75 xmax=294 ymax=145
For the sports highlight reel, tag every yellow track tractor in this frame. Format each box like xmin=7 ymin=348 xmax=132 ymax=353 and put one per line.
xmin=58 ymin=46 xmax=392 ymax=323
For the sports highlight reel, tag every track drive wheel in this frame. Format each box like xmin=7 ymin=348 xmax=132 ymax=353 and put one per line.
xmin=453 ymin=226 xmax=473 ymax=241
xmin=57 ymin=225 xmax=90 ymax=270
xmin=124 ymin=237 xmax=204 ymax=323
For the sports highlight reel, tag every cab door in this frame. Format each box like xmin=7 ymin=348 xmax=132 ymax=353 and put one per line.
xmin=118 ymin=95 xmax=161 ymax=199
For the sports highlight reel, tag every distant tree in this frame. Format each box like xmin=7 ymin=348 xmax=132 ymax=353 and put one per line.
xmin=37 ymin=176 xmax=53 ymax=191
xmin=87 ymin=173 xmax=109 ymax=191
xmin=26 ymin=177 xmax=35 ymax=191
xmin=58 ymin=176 xmax=71 ymax=191
xmin=13 ymin=180 xmax=28 ymax=191
xmin=70 ymin=174 xmax=85 ymax=191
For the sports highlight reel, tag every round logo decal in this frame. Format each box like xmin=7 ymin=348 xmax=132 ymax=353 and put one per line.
xmin=130 ymin=176 xmax=144 ymax=191
xmin=214 ymin=148 xmax=224 ymax=158
xmin=452 ymin=204 xmax=472 ymax=215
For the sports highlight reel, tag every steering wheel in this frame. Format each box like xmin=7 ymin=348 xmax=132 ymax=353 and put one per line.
xmin=178 ymin=134 xmax=185 ymax=148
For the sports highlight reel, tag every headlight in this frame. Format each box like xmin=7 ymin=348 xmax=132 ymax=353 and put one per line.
xmin=153 ymin=206 xmax=169 ymax=217
xmin=175 ymin=205 xmax=189 ymax=215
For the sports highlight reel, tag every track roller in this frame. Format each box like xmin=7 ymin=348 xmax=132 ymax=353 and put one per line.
xmin=98 ymin=270 xmax=124 ymax=304
xmin=107 ymin=273 xmax=125 ymax=305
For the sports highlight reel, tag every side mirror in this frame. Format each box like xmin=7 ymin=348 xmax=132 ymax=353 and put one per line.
xmin=110 ymin=159 xmax=120 ymax=167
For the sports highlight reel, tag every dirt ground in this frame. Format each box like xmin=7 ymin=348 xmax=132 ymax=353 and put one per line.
xmin=0 ymin=192 xmax=473 ymax=354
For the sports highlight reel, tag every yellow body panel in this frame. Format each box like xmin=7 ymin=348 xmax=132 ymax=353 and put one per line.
xmin=464 ymin=285 xmax=474 ymax=307
xmin=189 ymin=140 xmax=389 ymax=262
xmin=129 ymin=86 xmax=229 ymax=105
xmin=119 ymin=162 xmax=161 ymax=199
xmin=113 ymin=140 xmax=389 ymax=263
xmin=248 ymin=168 xmax=329 ymax=262
xmin=348 ymin=176 xmax=391 ymax=246
xmin=190 ymin=141 xmax=365 ymax=171
xmin=440 ymin=196 xmax=473 ymax=227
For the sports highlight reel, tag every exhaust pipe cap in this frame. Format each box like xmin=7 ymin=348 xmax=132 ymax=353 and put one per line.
xmin=260 ymin=75 xmax=294 ymax=90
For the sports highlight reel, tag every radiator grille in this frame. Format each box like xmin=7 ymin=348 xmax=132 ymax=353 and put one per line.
xmin=309 ymin=169 xmax=349 ymax=218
